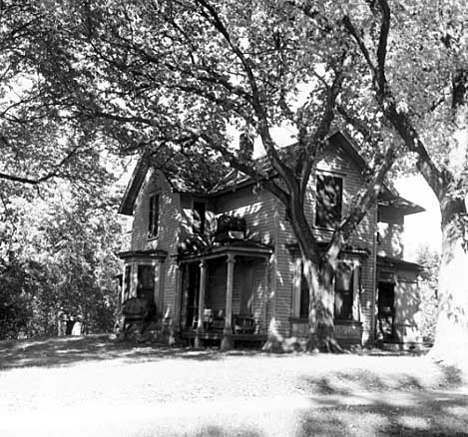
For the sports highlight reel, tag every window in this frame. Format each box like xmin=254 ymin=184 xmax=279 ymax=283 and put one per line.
xmin=299 ymin=268 xmax=310 ymax=318
xmin=137 ymin=265 xmax=155 ymax=304
xmin=193 ymin=201 xmax=206 ymax=234
xmin=298 ymin=261 xmax=355 ymax=320
xmin=148 ymin=194 xmax=159 ymax=238
xmin=334 ymin=263 xmax=354 ymax=320
xmin=123 ymin=265 xmax=132 ymax=301
xmin=315 ymin=174 xmax=343 ymax=229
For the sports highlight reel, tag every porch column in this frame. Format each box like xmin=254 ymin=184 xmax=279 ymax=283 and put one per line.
xmin=194 ymin=260 xmax=207 ymax=348
xmin=131 ymin=262 xmax=138 ymax=298
xmin=352 ymin=262 xmax=361 ymax=322
xmin=173 ymin=263 xmax=182 ymax=331
xmin=221 ymin=254 xmax=236 ymax=350
xmin=154 ymin=260 xmax=165 ymax=312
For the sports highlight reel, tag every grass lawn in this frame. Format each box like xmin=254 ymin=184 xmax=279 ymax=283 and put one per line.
xmin=0 ymin=334 xmax=467 ymax=437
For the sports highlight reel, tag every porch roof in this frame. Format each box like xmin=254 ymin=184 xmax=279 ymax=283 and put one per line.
xmin=118 ymin=248 xmax=168 ymax=261
xmin=177 ymin=240 xmax=273 ymax=263
xmin=377 ymin=255 xmax=423 ymax=271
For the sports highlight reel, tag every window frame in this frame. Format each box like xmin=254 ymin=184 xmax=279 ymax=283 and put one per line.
xmin=295 ymin=259 xmax=358 ymax=321
xmin=333 ymin=263 xmax=354 ymax=321
xmin=136 ymin=264 xmax=156 ymax=304
xmin=123 ymin=265 xmax=132 ymax=302
xmin=148 ymin=193 xmax=160 ymax=239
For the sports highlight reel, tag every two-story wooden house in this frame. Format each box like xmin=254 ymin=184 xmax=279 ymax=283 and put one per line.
xmin=117 ymin=132 xmax=424 ymax=349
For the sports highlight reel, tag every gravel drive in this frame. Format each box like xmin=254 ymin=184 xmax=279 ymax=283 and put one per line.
xmin=0 ymin=335 xmax=467 ymax=436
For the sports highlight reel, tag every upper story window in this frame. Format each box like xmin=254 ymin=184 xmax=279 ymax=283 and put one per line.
xmin=193 ymin=201 xmax=206 ymax=234
xmin=148 ymin=194 xmax=159 ymax=238
xmin=315 ymin=173 xmax=343 ymax=229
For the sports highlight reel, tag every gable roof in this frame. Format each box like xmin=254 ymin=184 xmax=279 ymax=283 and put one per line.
xmin=209 ymin=131 xmax=367 ymax=195
xmin=119 ymin=157 xmax=151 ymax=215
xmin=118 ymin=131 xmax=424 ymax=216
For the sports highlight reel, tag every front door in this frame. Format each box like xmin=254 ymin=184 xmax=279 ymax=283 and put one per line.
xmin=377 ymin=282 xmax=395 ymax=341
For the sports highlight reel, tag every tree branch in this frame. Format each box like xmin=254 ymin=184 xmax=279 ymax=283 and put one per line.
xmin=327 ymin=143 xmax=396 ymax=259
xmin=298 ymin=65 xmax=345 ymax=203
xmin=375 ymin=0 xmax=390 ymax=92
xmin=194 ymin=0 xmax=297 ymax=195
xmin=342 ymin=16 xmax=377 ymax=79
xmin=343 ymin=0 xmax=449 ymax=200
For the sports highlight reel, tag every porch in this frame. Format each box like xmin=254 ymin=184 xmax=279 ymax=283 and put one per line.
xmin=177 ymin=241 xmax=273 ymax=349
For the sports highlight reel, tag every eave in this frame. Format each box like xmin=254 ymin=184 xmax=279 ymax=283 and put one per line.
xmin=118 ymin=249 xmax=168 ymax=261
xmin=377 ymin=255 xmax=423 ymax=271
xmin=176 ymin=240 xmax=273 ymax=263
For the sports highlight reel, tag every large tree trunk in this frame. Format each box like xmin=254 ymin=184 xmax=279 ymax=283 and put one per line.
xmin=429 ymin=198 xmax=468 ymax=366
xmin=287 ymin=202 xmax=344 ymax=353
xmin=306 ymin=259 xmax=343 ymax=353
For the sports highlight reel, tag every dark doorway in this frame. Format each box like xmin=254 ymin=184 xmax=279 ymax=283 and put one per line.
xmin=377 ymin=281 xmax=396 ymax=341
xmin=185 ymin=263 xmax=200 ymax=329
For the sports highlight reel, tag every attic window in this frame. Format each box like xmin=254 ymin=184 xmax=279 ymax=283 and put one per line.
xmin=148 ymin=194 xmax=159 ymax=238
xmin=315 ymin=173 xmax=343 ymax=229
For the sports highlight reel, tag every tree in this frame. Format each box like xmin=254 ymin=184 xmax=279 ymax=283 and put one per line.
xmin=331 ymin=0 xmax=468 ymax=365
xmin=0 ymin=178 xmax=123 ymax=339
xmin=32 ymin=0 xmax=404 ymax=351
xmin=0 ymin=2 xmax=129 ymax=339
xmin=0 ymin=1 xmax=111 ymax=188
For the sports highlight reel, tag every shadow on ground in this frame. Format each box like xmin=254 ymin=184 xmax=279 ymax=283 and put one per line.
xmin=0 ymin=334 xmax=240 ymax=369
xmin=301 ymin=365 xmax=464 ymax=395
xmin=295 ymin=392 xmax=468 ymax=437
xmin=165 ymin=389 xmax=468 ymax=437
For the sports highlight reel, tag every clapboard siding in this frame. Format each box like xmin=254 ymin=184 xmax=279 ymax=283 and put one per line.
xmin=214 ymin=187 xmax=277 ymax=333
xmin=129 ymin=169 xmax=181 ymax=318
xmin=214 ymin=186 xmax=277 ymax=246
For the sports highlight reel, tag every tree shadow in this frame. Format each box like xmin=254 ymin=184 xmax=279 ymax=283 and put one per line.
xmin=296 ymin=394 xmax=468 ymax=437
xmin=297 ymin=367 xmax=468 ymax=437
xmin=0 ymin=334 xmax=235 ymax=370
